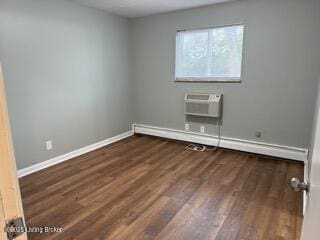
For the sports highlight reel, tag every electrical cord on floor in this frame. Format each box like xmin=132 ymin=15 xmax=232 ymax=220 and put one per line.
xmin=185 ymin=144 xmax=207 ymax=152
xmin=185 ymin=119 xmax=221 ymax=152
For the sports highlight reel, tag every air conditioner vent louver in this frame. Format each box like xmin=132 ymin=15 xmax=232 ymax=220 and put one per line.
xmin=186 ymin=102 xmax=209 ymax=115
xmin=185 ymin=93 xmax=222 ymax=118
xmin=186 ymin=94 xmax=210 ymax=100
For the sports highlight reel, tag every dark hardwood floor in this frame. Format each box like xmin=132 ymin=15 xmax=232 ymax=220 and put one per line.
xmin=19 ymin=135 xmax=303 ymax=240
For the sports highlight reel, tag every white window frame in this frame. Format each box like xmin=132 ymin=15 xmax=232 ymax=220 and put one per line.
xmin=175 ymin=24 xmax=244 ymax=83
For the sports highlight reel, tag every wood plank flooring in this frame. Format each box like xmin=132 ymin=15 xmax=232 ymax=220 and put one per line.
xmin=19 ymin=135 xmax=303 ymax=240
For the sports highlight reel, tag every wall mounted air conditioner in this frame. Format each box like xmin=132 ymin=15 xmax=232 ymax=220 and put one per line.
xmin=185 ymin=93 xmax=222 ymax=118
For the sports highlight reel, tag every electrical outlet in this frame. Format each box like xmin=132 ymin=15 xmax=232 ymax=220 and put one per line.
xmin=46 ymin=141 xmax=53 ymax=150
xmin=255 ymin=131 xmax=262 ymax=138
xmin=200 ymin=126 xmax=205 ymax=133
xmin=185 ymin=123 xmax=190 ymax=131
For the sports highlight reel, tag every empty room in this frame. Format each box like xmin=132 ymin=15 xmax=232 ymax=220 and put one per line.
xmin=1 ymin=0 xmax=320 ymax=239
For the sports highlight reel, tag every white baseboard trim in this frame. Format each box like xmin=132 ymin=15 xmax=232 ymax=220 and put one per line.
xmin=17 ymin=130 xmax=133 ymax=178
xmin=18 ymin=124 xmax=308 ymax=178
xmin=133 ymin=124 xmax=308 ymax=162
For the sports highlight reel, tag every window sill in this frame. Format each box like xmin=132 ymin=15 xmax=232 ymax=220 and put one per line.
xmin=175 ymin=77 xmax=242 ymax=83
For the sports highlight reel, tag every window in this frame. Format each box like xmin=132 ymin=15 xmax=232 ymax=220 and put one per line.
xmin=175 ymin=24 xmax=244 ymax=82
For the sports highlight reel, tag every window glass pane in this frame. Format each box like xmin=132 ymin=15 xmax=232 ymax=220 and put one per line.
xmin=176 ymin=31 xmax=208 ymax=77
xmin=211 ymin=25 xmax=243 ymax=78
xmin=176 ymin=25 xmax=244 ymax=80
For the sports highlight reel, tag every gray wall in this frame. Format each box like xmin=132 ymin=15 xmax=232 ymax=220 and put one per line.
xmin=130 ymin=0 xmax=320 ymax=148
xmin=0 ymin=0 xmax=132 ymax=169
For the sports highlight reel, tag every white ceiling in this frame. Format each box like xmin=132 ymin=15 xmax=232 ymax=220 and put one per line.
xmin=72 ymin=0 xmax=236 ymax=18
